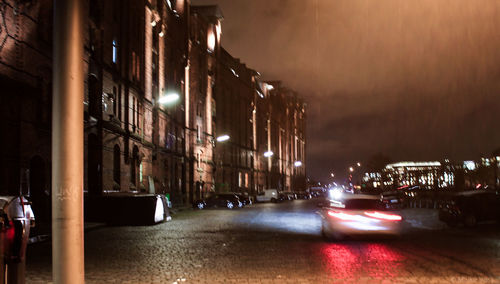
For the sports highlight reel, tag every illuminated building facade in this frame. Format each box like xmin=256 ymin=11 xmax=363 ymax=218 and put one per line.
xmin=0 ymin=0 xmax=307 ymax=222
xmin=363 ymin=161 xmax=455 ymax=190
xmin=364 ymin=157 xmax=500 ymax=190
xmin=185 ymin=6 xmax=223 ymax=202
xmin=253 ymin=82 xmax=307 ymax=192
xmin=85 ymin=0 xmax=190 ymax=206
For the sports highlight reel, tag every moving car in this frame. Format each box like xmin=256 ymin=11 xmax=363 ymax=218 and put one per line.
xmin=318 ymin=194 xmax=403 ymax=240
xmin=193 ymin=193 xmax=242 ymax=209
xmin=439 ymin=190 xmax=500 ymax=227
xmin=255 ymin=189 xmax=279 ymax=203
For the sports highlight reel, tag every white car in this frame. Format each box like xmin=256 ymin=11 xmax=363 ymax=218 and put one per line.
xmin=255 ymin=189 xmax=279 ymax=203
xmin=319 ymin=194 xmax=403 ymax=240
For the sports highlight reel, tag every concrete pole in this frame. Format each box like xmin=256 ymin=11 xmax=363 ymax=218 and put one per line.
xmin=52 ymin=0 xmax=85 ymax=283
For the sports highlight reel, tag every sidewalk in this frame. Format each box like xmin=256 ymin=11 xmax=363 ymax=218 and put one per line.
xmin=29 ymin=204 xmax=190 ymax=245
xmin=28 ymin=222 xmax=106 ymax=245
xmin=401 ymin=208 xmax=447 ymax=230
xmin=169 ymin=204 xmax=192 ymax=215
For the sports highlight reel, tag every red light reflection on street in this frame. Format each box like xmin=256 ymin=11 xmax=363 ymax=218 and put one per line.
xmin=320 ymin=243 xmax=405 ymax=280
xmin=320 ymin=244 xmax=360 ymax=279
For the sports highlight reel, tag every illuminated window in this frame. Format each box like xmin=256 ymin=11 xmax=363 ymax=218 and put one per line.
xmin=139 ymin=162 xmax=143 ymax=183
xmin=112 ymin=39 xmax=118 ymax=63
xmin=207 ymin=30 xmax=216 ymax=52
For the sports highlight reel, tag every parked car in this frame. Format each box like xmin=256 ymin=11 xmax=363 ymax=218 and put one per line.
xmin=255 ymin=189 xmax=279 ymax=203
xmin=278 ymin=192 xmax=289 ymax=202
xmin=309 ymin=187 xmax=326 ymax=198
xmin=281 ymin=191 xmax=297 ymax=201
xmin=295 ymin=191 xmax=311 ymax=199
xmin=193 ymin=193 xmax=242 ymax=209
xmin=318 ymin=194 xmax=403 ymax=240
xmin=381 ymin=190 xmax=406 ymax=209
xmin=439 ymin=190 xmax=500 ymax=227
xmin=231 ymin=192 xmax=252 ymax=206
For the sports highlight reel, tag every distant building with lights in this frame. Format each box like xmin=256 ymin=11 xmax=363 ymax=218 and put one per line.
xmin=363 ymin=157 xmax=500 ymax=191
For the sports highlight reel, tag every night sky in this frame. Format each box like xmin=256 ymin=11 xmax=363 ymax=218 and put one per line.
xmin=192 ymin=0 xmax=500 ymax=182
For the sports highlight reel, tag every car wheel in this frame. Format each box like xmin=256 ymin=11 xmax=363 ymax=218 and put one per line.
xmin=196 ymin=202 xmax=204 ymax=210
xmin=464 ymin=214 xmax=477 ymax=227
xmin=226 ymin=201 xmax=234 ymax=209
xmin=271 ymin=198 xmax=277 ymax=203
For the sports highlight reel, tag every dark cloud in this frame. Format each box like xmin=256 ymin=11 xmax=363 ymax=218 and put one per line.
xmin=192 ymin=0 xmax=500 ymax=181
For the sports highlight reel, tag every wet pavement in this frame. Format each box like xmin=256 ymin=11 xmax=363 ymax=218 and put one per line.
xmin=26 ymin=199 xmax=500 ymax=283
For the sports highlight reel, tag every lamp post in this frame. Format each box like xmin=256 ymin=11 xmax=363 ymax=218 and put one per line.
xmin=157 ymin=91 xmax=180 ymax=202
xmin=213 ymin=135 xmax=230 ymax=192
xmin=52 ymin=0 xmax=85 ymax=283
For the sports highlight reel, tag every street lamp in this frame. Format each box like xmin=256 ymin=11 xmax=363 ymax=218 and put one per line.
xmin=349 ymin=167 xmax=354 ymax=172
xmin=294 ymin=161 xmax=302 ymax=167
xmin=216 ymin=134 xmax=230 ymax=142
xmin=357 ymin=162 xmax=361 ymax=167
xmin=264 ymin=151 xmax=274 ymax=157
xmin=158 ymin=92 xmax=180 ymax=105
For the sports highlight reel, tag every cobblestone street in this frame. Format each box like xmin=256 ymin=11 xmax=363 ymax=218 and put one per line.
xmin=26 ymin=200 xmax=500 ymax=283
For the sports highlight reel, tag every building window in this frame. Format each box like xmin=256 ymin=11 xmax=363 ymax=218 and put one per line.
xmin=196 ymin=101 xmax=203 ymax=117
xmin=112 ymin=39 xmax=118 ymax=63
xmin=117 ymin=86 xmax=122 ymax=120
xmin=131 ymin=51 xmax=140 ymax=81
xmin=113 ymin=87 xmax=117 ymax=117
xmin=139 ymin=162 xmax=143 ymax=184
xmin=113 ymin=145 xmax=121 ymax=185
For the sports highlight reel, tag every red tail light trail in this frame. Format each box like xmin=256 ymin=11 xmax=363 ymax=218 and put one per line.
xmin=364 ymin=211 xmax=402 ymax=221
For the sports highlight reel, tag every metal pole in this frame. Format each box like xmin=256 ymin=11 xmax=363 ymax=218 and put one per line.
xmin=52 ymin=0 xmax=85 ymax=283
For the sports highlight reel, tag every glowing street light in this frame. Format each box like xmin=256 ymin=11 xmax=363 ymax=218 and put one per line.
xmin=330 ymin=173 xmax=335 ymax=177
xmin=357 ymin=162 xmax=361 ymax=167
xmin=158 ymin=92 xmax=180 ymax=105
xmin=264 ymin=151 xmax=274 ymax=157
xmin=216 ymin=135 xmax=230 ymax=142
xmin=294 ymin=161 xmax=302 ymax=167
xmin=349 ymin=167 xmax=354 ymax=172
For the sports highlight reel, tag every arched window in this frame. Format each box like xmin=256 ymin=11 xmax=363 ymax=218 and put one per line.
xmin=113 ymin=145 xmax=120 ymax=185
xmin=131 ymin=146 xmax=139 ymax=187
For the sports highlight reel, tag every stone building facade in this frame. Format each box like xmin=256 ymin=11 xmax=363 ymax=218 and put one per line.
xmin=185 ymin=6 xmax=222 ymax=203
xmin=214 ymin=48 xmax=257 ymax=194
xmin=0 ymin=0 xmax=307 ymax=222
xmin=253 ymin=81 xmax=307 ymax=192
